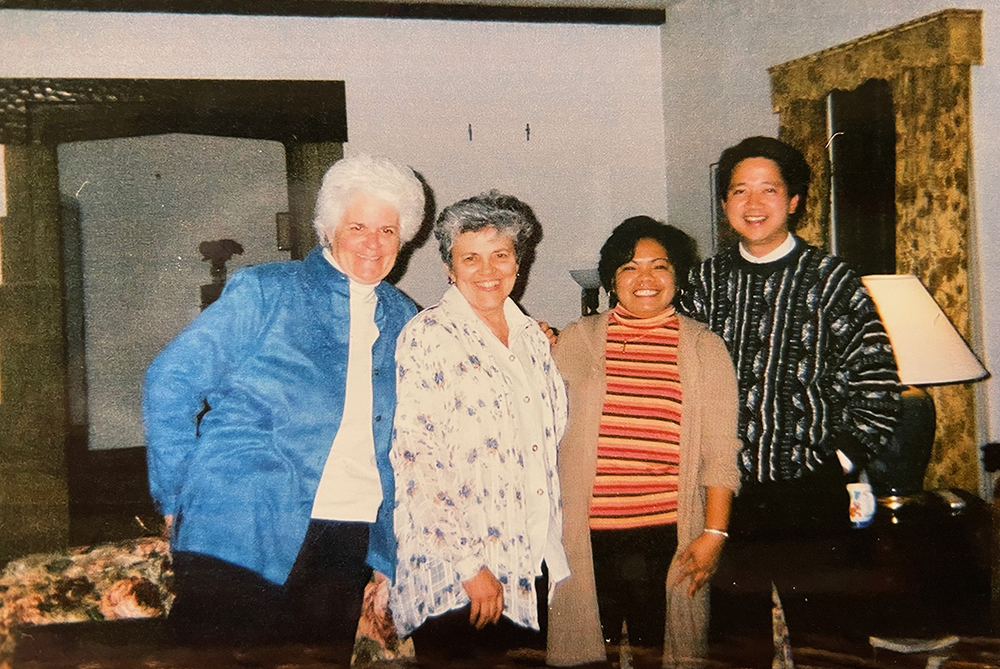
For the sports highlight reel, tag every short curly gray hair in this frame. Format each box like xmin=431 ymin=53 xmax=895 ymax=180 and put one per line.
xmin=312 ymin=154 xmax=425 ymax=248
xmin=434 ymin=191 xmax=540 ymax=269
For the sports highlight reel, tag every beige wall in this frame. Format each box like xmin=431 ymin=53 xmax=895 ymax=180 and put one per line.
xmin=0 ymin=10 xmax=668 ymax=331
xmin=0 ymin=9 xmax=668 ymax=557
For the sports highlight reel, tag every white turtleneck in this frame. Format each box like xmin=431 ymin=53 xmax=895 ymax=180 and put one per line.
xmin=311 ymin=249 xmax=383 ymax=522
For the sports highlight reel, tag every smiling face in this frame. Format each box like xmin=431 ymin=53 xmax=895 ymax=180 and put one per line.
xmin=613 ymin=237 xmax=676 ymax=318
xmin=447 ymin=226 xmax=519 ymax=322
xmin=721 ymin=156 xmax=800 ymax=257
xmin=327 ymin=192 xmax=402 ymax=285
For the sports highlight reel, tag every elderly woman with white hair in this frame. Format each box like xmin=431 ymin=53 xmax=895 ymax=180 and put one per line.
xmin=143 ymin=154 xmax=425 ymax=658
xmin=390 ymin=191 xmax=569 ymax=667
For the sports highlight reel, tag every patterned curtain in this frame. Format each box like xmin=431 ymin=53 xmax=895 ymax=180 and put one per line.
xmin=768 ymin=9 xmax=983 ymax=491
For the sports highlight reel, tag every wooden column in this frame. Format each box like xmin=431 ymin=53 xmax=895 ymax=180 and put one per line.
xmin=285 ymin=142 xmax=344 ymax=260
xmin=0 ymin=144 xmax=69 ymax=563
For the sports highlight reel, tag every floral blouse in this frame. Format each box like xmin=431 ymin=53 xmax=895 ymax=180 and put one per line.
xmin=390 ymin=286 xmax=568 ymax=637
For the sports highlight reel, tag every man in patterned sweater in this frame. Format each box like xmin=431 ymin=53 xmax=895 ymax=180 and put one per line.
xmin=679 ymin=136 xmax=900 ymax=536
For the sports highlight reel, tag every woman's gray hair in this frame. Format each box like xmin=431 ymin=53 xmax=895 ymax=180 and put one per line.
xmin=434 ymin=190 xmax=540 ymax=268
xmin=312 ymin=154 xmax=426 ymax=248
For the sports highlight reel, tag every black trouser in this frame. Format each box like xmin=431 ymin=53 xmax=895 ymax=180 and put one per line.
xmin=716 ymin=463 xmax=855 ymax=639
xmin=169 ymin=519 xmax=370 ymax=657
xmin=409 ymin=569 xmax=547 ymax=668
xmin=729 ymin=459 xmax=852 ymax=539
xmin=590 ymin=524 xmax=678 ymax=650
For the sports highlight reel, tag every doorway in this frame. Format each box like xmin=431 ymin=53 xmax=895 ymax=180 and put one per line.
xmin=827 ymin=78 xmax=896 ymax=276
xmin=0 ymin=78 xmax=347 ymax=554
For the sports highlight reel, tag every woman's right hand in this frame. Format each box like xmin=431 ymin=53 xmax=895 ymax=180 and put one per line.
xmin=462 ymin=567 xmax=504 ymax=629
xmin=537 ymin=321 xmax=560 ymax=347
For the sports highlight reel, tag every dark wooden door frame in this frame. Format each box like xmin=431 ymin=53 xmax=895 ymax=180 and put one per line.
xmin=0 ymin=79 xmax=346 ymax=145
xmin=1 ymin=78 xmax=348 ymax=257
xmin=0 ymin=77 xmax=347 ymax=545
xmin=0 ymin=0 xmax=665 ymax=24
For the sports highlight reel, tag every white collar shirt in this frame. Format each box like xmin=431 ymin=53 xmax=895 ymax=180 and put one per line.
xmin=739 ymin=231 xmax=797 ymax=264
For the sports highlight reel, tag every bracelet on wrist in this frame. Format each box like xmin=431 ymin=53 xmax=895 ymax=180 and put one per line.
xmin=703 ymin=528 xmax=729 ymax=538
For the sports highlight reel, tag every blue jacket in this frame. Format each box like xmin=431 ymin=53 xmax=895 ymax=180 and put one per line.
xmin=143 ymin=247 xmax=416 ymax=584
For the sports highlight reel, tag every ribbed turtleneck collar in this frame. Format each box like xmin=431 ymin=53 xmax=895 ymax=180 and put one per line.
xmin=610 ymin=303 xmax=677 ymax=329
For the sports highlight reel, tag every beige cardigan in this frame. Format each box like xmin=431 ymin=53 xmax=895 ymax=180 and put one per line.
xmin=547 ymin=312 xmax=741 ymax=668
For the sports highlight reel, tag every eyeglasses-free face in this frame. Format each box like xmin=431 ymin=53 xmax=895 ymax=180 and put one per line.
xmin=722 ymin=156 xmax=799 ymax=258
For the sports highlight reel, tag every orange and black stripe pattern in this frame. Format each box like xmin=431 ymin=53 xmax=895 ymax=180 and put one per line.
xmin=590 ymin=307 xmax=682 ymax=530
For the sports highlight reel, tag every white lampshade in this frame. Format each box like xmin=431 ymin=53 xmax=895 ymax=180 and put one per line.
xmin=861 ymin=274 xmax=988 ymax=386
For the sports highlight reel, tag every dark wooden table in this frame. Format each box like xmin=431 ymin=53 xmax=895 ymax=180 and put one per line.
xmin=10 ymin=490 xmax=994 ymax=668
xmin=711 ymin=489 xmax=992 ymax=647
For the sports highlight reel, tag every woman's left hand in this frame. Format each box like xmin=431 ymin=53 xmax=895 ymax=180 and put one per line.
xmin=672 ymin=531 xmax=726 ymax=598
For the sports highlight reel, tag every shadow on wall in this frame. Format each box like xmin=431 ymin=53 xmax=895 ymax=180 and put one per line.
xmin=386 ymin=171 xmax=437 ymax=306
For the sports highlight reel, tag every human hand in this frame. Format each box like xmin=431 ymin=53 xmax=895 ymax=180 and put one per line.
xmin=537 ymin=321 xmax=559 ymax=348
xmin=462 ymin=567 xmax=504 ymax=629
xmin=672 ymin=531 xmax=726 ymax=598
xmin=162 ymin=515 xmax=174 ymax=538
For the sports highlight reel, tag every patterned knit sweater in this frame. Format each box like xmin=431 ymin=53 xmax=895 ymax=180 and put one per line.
xmin=679 ymin=238 xmax=900 ymax=483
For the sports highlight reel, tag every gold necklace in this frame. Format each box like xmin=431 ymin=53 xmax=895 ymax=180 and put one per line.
xmin=621 ymin=332 xmax=653 ymax=353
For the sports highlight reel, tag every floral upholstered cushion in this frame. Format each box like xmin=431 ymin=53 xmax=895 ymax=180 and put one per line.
xmin=0 ymin=536 xmax=173 ymax=668
xmin=353 ymin=573 xmax=415 ymax=666
xmin=0 ymin=537 xmax=412 ymax=668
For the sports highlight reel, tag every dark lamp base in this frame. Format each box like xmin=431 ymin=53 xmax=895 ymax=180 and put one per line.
xmin=867 ymin=386 xmax=935 ymax=499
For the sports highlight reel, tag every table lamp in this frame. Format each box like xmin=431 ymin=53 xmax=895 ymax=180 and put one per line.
xmin=861 ymin=274 xmax=989 ymax=501
xmin=569 ymin=268 xmax=602 ymax=316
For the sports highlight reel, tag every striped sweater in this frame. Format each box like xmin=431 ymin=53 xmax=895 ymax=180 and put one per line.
xmin=591 ymin=307 xmax=681 ymax=529
xmin=679 ymin=238 xmax=900 ymax=483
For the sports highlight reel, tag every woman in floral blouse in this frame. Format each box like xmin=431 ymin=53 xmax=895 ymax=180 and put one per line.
xmin=390 ymin=191 xmax=569 ymax=667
